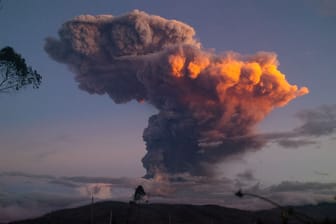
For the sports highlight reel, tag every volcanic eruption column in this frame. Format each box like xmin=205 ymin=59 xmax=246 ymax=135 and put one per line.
xmin=45 ymin=10 xmax=308 ymax=178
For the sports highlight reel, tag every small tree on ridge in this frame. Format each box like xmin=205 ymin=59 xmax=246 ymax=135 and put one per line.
xmin=0 ymin=46 xmax=41 ymax=93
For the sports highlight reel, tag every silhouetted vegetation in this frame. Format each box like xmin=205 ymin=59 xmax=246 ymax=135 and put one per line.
xmin=132 ymin=185 xmax=147 ymax=203
xmin=0 ymin=46 xmax=41 ymax=93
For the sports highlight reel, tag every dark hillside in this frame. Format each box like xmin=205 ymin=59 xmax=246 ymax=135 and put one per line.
xmin=9 ymin=201 xmax=336 ymax=224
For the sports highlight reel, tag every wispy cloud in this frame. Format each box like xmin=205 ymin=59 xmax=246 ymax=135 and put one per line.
xmin=314 ymin=170 xmax=329 ymax=176
xmin=275 ymin=139 xmax=317 ymax=149
xmin=262 ymin=104 xmax=336 ymax=149
xmin=268 ymin=181 xmax=336 ymax=193
xmin=294 ymin=104 xmax=336 ymax=136
xmin=1 ymin=171 xmax=336 ymax=222
xmin=0 ymin=171 xmax=54 ymax=179
xmin=0 ymin=173 xmax=96 ymax=222
xmin=236 ymin=169 xmax=257 ymax=182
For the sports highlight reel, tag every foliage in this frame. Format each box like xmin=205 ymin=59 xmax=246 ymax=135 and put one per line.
xmin=0 ymin=46 xmax=41 ymax=93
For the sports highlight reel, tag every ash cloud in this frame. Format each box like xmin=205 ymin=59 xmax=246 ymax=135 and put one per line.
xmin=294 ymin=104 xmax=336 ymax=137
xmin=263 ymin=104 xmax=336 ymax=149
xmin=45 ymin=10 xmax=308 ymax=178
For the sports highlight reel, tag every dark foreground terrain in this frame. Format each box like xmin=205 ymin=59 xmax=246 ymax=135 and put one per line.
xmin=9 ymin=201 xmax=336 ymax=224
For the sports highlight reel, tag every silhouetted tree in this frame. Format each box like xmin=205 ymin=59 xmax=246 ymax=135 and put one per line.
xmin=0 ymin=46 xmax=41 ymax=93
xmin=133 ymin=185 xmax=146 ymax=202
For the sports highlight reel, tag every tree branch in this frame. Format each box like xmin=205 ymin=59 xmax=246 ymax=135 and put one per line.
xmin=0 ymin=66 xmax=10 ymax=87
xmin=0 ymin=84 xmax=18 ymax=92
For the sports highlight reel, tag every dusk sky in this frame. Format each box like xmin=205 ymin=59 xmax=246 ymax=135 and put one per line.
xmin=1 ymin=0 xmax=336 ymax=222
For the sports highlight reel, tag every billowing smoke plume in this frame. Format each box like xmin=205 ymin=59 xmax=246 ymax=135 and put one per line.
xmin=45 ymin=10 xmax=308 ymax=178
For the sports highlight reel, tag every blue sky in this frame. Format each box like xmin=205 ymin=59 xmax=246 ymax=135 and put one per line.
xmin=0 ymin=0 xmax=336 ymax=221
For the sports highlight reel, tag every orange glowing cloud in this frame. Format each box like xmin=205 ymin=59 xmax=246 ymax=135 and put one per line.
xmin=169 ymin=54 xmax=186 ymax=78
xmin=168 ymin=50 xmax=308 ymax=110
xmin=167 ymin=49 xmax=309 ymax=132
xmin=187 ymin=56 xmax=210 ymax=79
